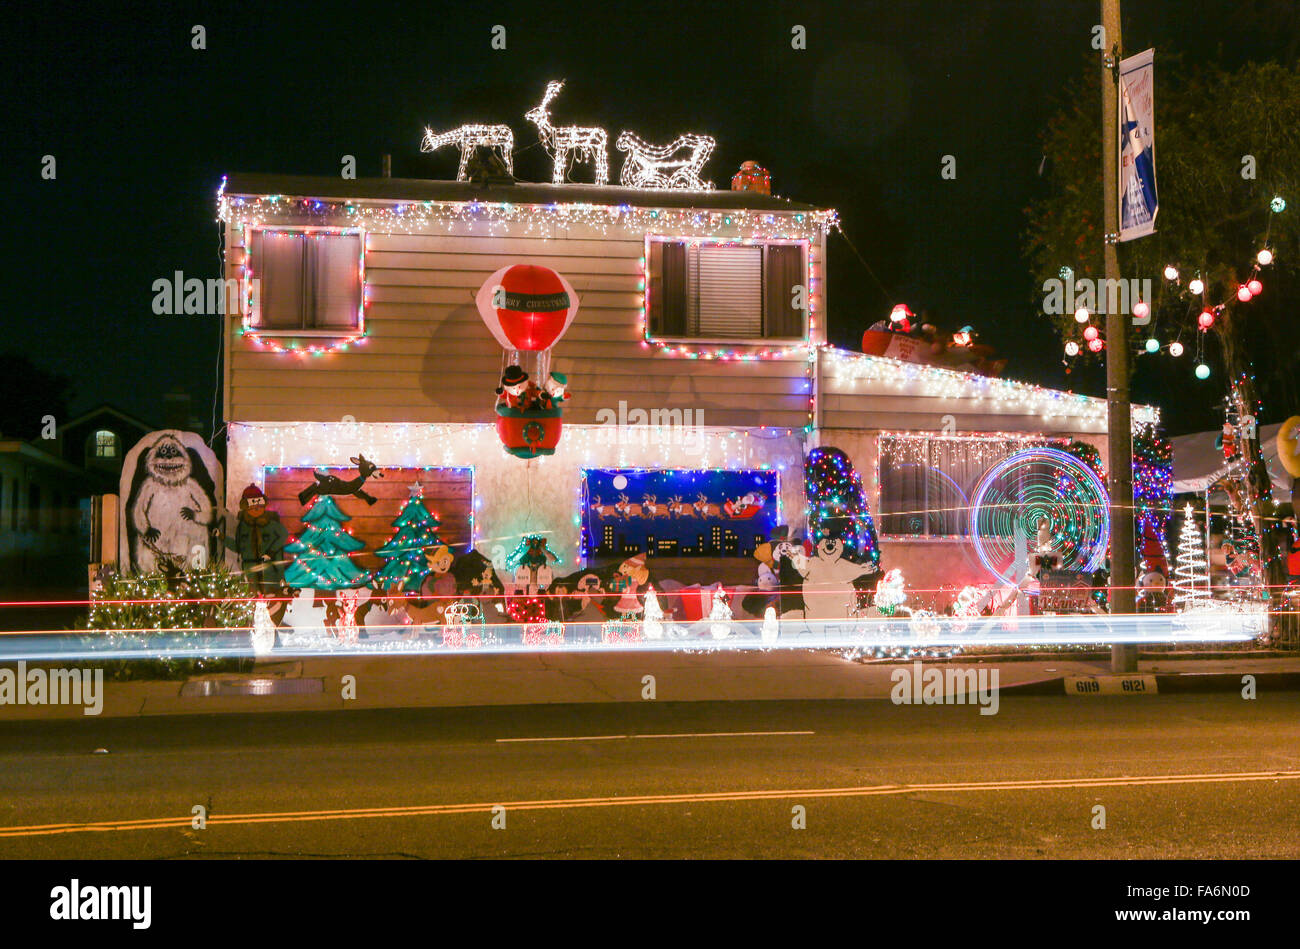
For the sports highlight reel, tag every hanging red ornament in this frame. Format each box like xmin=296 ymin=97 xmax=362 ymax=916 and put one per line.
xmin=1087 ymin=337 xmax=1104 ymax=353
xmin=1247 ymin=278 xmax=1263 ymax=296
xmin=1083 ymin=325 xmax=1099 ymax=341
xmin=1237 ymin=284 xmax=1253 ymax=302
xmin=1198 ymin=310 xmax=1215 ymax=330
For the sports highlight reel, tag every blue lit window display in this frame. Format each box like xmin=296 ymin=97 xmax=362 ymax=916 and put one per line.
xmin=582 ymin=469 xmax=780 ymax=559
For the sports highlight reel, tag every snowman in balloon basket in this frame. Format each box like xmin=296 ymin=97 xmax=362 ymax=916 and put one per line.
xmin=477 ymin=265 xmax=579 ymax=459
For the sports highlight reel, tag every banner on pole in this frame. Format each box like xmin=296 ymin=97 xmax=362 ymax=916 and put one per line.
xmin=1118 ymin=48 xmax=1158 ymax=242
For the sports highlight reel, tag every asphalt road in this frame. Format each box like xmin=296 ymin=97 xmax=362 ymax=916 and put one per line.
xmin=1 ymin=694 xmax=1297 ymax=859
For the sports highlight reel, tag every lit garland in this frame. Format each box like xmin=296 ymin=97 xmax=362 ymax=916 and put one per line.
xmin=236 ymin=224 xmax=368 ymax=355
xmin=830 ymin=348 xmax=1158 ymax=427
xmin=879 ymin=432 xmax=1069 ymax=467
xmin=219 ymin=193 xmax=836 ymax=242
xmin=230 ymin=422 xmax=804 ymax=569
xmin=640 ymin=236 xmax=821 ymax=354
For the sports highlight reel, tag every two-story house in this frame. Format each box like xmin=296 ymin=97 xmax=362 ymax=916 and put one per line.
xmin=217 ymin=172 xmax=1159 ymax=603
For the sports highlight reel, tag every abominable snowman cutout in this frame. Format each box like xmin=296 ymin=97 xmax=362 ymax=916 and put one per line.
xmin=798 ymin=537 xmax=878 ymax=620
xmin=119 ymin=430 xmax=223 ymax=573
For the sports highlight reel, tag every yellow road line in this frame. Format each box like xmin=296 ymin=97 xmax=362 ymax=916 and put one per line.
xmin=2 ymin=769 xmax=1297 ymax=839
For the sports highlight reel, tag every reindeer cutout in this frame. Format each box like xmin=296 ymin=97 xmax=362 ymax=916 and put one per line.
xmin=525 ymin=80 xmax=609 ymax=185
xmin=420 ymin=124 xmax=514 ymax=181
xmin=298 ymin=454 xmax=383 ymax=506
xmin=590 ymin=494 xmax=620 ymax=517
xmin=613 ymin=493 xmax=642 ymax=518
xmin=641 ymin=494 xmax=669 ymax=518
xmin=693 ymin=493 xmax=722 ymax=518
xmin=615 ymin=131 xmax=716 ymax=191
xmin=666 ymin=495 xmax=689 ymax=517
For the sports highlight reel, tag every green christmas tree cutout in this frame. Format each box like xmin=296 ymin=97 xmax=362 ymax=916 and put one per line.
xmin=374 ymin=489 xmax=443 ymax=592
xmin=285 ymin=495 xmax=369 ymax=590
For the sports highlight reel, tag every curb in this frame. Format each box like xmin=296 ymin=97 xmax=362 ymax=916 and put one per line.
xmin=999 ymin=671 xmax=1300 ymax=696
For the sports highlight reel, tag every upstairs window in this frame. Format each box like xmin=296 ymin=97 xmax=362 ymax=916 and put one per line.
xmin=248 ymin=229 xmax=362 ymax=332
xmin=647 ymin=240 xmax=806 ymax=340
xmin=94 ymin=430 xmax=118 ymax=458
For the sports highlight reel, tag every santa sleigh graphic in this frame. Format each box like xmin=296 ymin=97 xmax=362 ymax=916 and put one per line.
xmin=722 ymin=493 xmax=767 ymax=519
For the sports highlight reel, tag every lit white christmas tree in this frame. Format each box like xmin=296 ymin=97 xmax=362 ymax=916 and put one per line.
xmin=1172 ymin=503 xmax=1212 ymax=610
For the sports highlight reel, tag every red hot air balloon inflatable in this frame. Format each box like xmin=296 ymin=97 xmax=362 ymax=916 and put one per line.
xmin=476 ymin=265 xmax=579 ymax=458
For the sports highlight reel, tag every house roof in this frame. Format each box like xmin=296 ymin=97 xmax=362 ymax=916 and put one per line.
xmin=820 ymin=346 xmax=1160 ymax=430
xmin=62 ymin=403 xmax=158 ymax=434
xmin=220 ymin=173 xmax=827 ymax=214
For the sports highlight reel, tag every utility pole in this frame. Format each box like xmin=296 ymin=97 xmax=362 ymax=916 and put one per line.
xmin=1102 ymin=0 xmax=1138 ymax=672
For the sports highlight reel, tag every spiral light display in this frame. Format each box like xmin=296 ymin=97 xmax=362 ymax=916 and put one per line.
xmin=968 ymin=447 xmax=1110 ymax=584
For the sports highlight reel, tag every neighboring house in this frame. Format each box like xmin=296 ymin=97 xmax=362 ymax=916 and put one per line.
xmin=56 ymin=404 xmax=157 ymax=489
xmin=0 ymin=439 xmax=97 ymax=591
xmin=0 ymin=405 xmax=158 ymax=593
xmin=217 ymin=173 xmax=1156 ymax=594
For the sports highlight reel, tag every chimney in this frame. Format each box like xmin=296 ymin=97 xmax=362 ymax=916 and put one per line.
xmin=381 ymin=153 xmax=392 ymax=178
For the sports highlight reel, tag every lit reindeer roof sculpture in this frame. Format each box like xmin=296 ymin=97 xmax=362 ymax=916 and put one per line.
xmin=525 ymin=80 xmax=609 ymax=186
xmin=420 ymin=124 xmax=515 ymax=182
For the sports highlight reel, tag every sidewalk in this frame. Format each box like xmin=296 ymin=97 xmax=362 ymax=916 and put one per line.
xmin=2 ymin=649 xmax=1298 ymax=721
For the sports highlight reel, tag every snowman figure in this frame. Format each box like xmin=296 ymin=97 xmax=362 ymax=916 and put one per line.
xmin=708 ymin=587 xmax=733 ymax=639
xmin=800 ymin=537 xmax=879 ymax=620
xmin=251 ymin=599 xmax=277 ymax=655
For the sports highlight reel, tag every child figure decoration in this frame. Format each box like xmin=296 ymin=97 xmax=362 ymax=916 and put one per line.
xmin=228 ymin=484 xmax=290 ymax=597
xmin=611 ymin=553 xmax=649 ymax=618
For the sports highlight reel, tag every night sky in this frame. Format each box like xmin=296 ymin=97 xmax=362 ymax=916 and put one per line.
xmin=13 ymin=0 xmax=1298 ymax=436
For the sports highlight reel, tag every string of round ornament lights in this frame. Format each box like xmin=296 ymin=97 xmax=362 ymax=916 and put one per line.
xmin=1062 ymin=195 xmax=1285 ymax=380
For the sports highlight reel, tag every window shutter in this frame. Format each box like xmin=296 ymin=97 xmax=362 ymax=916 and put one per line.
xmin=649 ymin=240 xmax=687 ymax=336
xmin=691 ymin=245 xmax=762 ymax=338
xmin=308 ymin=233 xmax=362 ymax=329
xmin=764 ymin=244 xmax=805 ymax=338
